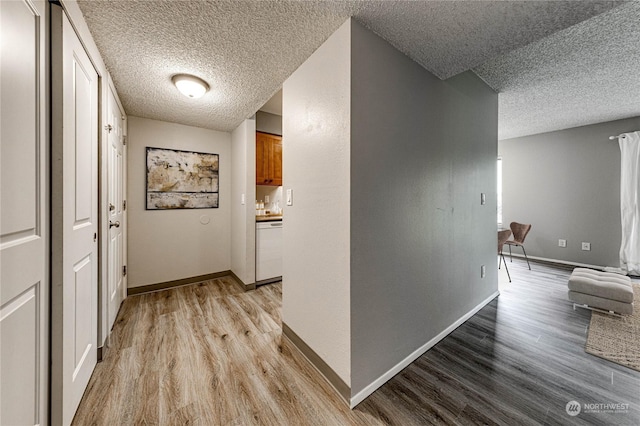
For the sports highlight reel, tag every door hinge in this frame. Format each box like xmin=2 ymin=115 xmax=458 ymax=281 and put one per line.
xmin=123 ymin=265 xmax=127 ymax=277
xmin=123 ymin=200 xmax=127 ymax=211
xmin=105 ymin=124 xmax=113 ymax=133
xmin=93 ymin=232 xmax=97 ymax=242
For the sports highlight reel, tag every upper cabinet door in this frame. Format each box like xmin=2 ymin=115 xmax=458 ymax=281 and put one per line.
xmin=256 ymin=132 xmax=269 ymax=185
xmin=270 ymin=137 xmax=283 ymax=186
xmin=256 ymin=132 xmax=282 ymax=186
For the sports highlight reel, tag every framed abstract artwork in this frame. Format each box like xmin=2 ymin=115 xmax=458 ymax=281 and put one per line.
xmin=146 ymin=147 xmax=219 ymax=209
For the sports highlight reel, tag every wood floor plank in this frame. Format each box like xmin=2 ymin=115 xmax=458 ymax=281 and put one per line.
xmin=73 ymin=264 xmax=640 ymax=425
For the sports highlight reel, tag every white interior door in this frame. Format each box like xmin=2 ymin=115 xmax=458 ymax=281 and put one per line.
xmin=0 ymin=0 xmax=49 ymax=424
xmin=107 ymin=85 xmax=125 ymax=331
xmin=51 ymin=7 xmax=99 ymax=425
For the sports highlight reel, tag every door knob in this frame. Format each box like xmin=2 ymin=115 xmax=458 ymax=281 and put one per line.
xmin=109 ymin=221 xmax=120 ymax=228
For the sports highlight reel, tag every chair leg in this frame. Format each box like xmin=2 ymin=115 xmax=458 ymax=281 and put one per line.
xmin=501 ymin=254 xmax=511 ymax=282
xmin=508 ymin=244 xmax=512 ymax=262
xmin=498 ymin=253 xmax=502 ymax=269
xmin=521 ymin=245 xmax=531 ymax=270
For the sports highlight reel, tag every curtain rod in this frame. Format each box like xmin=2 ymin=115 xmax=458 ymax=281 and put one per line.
xmin=609 ymin=134 xmax=627 ymax=140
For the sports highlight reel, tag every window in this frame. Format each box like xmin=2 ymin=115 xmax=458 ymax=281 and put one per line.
xmin=497 ymin=157 xmax=503 ymax=226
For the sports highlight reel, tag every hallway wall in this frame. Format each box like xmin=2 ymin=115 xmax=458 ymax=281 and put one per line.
xmin=282 ymin=19 xmax=352 ymax=389
xmin=127 ymin=116 xmax=232 ymax=288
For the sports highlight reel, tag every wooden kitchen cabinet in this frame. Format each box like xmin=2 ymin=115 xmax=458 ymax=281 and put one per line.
xmin=256 ymin=131 xmax=282 ymax=186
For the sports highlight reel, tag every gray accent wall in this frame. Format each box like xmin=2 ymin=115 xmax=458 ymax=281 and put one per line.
xmin=499 ymin=117 xmax=640 ymax=267
xmin=256 ymin=111 xmax=282 ymax=136
xmin=349 ymin=21 xmax=499 ymax=395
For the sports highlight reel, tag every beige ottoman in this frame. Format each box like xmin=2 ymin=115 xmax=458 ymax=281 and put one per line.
xmin=568 ymin=268 xmax=634 ymax=316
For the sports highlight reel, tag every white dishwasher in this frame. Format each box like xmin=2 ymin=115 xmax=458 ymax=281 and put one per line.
xmin=256 ymin=221 xmax=283 ymax=281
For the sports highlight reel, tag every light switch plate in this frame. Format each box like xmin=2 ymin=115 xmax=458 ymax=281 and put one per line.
xmin=265 ymin=195 xmax=270 ymax=203
xmin=558 ymin=239 xmax=566 ymax=247
xmin=481 ymin=265 xmax=486 ymax=278
xmin=286 ymin=189 xmax=293 ymax=206
xmin=241 ymin=194 xmax=245 ymax=205
xmin=481 ymin=193 xmax=486 ymax=205
xmin=581 ymin=242 xmax=591 ymax=251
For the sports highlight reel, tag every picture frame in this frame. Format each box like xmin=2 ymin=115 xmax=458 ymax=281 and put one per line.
xmin=145 ymin=147 xmax=219 ymax=210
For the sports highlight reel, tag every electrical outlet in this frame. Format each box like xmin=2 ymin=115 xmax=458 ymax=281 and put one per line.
xmin=581 ymin=242 xmax=591 ymax=251
xmin=265 ymin=195 xmax=270 ymax=203
xmin=558 ymin=239 xmax=567 ymax=248
xmin=481 ymin=265 xmax=486 ymax=278
xmin=286 ymin=189 xmax=293 ymax=206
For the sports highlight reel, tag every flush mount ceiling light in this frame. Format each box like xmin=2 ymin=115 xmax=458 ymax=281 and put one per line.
xmin=172 ymin=74 xmax=209 ymax=99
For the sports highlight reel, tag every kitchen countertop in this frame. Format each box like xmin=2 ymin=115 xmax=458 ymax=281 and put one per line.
xmin=256 ymin=215 xmax=283 ymax=222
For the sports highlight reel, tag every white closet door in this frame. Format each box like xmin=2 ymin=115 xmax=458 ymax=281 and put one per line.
xmin=0 ymin=0 xmax=49 ymax=424
xmin=107 ymin=85 xmax=126 ymax=331
xmin=51 ymin=6 xmax=99 ymax=425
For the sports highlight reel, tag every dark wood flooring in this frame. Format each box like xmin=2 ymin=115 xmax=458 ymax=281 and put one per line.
xmin=72 ymin=261 xmax=640 ymax=425
xmin=359 ymin=260 xmax=640 ymax=425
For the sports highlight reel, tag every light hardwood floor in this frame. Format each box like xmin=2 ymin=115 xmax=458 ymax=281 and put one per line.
xmin=72 ymin=262 xmax=640 ymax=425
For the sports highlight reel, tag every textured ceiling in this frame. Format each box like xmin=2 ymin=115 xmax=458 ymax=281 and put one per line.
xmin=475 ymin=1 xmax=640 ymax=139
xmin=77 ymin=0 xmax=629 ymax=135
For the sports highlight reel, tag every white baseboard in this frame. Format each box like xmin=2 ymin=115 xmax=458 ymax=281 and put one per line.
xmin=349 ymin=290 xmax=500 ymax=408
xmin=506 ymin=252 xmax=604 ymax=270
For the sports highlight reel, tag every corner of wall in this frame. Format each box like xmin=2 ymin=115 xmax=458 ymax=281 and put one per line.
xmin=230 ymin=117 xmax=256 ymax=285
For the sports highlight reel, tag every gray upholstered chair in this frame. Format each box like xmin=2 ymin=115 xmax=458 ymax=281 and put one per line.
xmin=505 ymin=222 xmax=532 ymax=270
xmin=498 ymin=229 xmax=512 ymax=282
